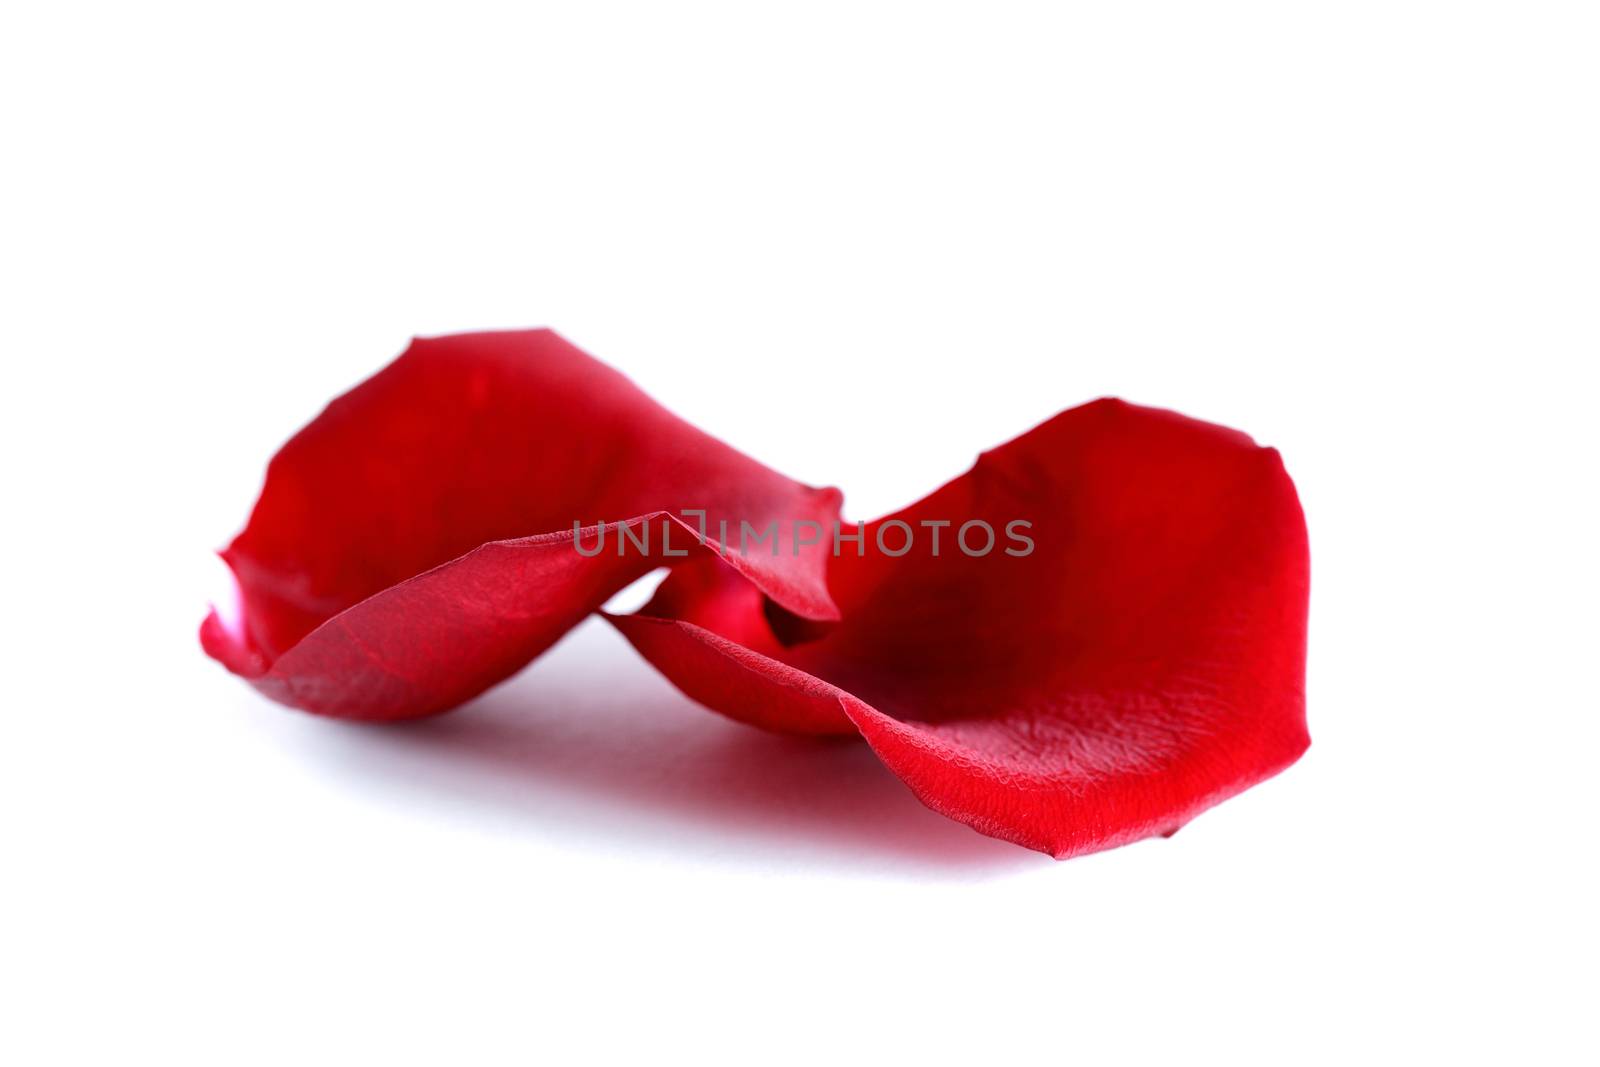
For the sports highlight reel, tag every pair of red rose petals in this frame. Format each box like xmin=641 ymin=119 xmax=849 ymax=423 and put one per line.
xmin=202 ymin=330 xmax=1309 ymax=858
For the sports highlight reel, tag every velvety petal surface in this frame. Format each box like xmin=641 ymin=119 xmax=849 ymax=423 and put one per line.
xmin=203 ymin=329 xmax=841 ymax=720
xmin=611 ymin=399 xmax=1309 ymax=857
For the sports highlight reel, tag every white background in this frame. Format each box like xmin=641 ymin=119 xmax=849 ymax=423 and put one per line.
xmin=3 ymin=3 xmax=1596 ymax=1063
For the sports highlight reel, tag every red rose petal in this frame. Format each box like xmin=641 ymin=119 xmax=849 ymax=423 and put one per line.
xmin=205 ymin=336 xmax=1308 ymax=858
xmin=203 ymin=330 xmax=841 ymax=720
xmin=610 ymin=399 xmax=1309 ymax=857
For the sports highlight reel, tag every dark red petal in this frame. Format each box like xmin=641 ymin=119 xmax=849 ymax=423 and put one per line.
xmin=203 ymin=330 xmax=840 ymax=720
xmin=611 ymin=399 xmax=1310 ymax=857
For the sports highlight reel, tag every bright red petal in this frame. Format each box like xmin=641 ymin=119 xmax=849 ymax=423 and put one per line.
xmin=611 ymin=399 xmax=1309 ymax=857
xmin=203 ymin=330 xmax=840 ymax=720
